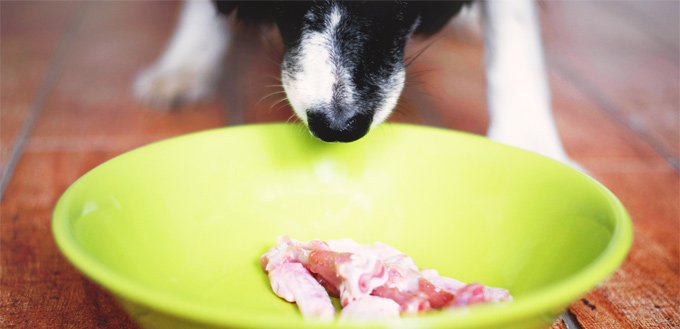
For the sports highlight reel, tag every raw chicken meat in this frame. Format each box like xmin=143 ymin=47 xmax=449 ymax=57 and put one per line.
xmin=306 ymin=249 xmax=388 ymax=306
xmin=261 ymin=236 xmax=512 ymax=320
xmin=267 ymin=262 xmax=336 ymax=320
xmin=339 ymin=296 xmax=400 ymax=320
xmin=421 ymin=269 xmax=513 ymax=306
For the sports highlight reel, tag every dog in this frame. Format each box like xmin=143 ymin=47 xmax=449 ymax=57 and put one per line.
xmin=134 ymin=0 xmax=579 ymax=168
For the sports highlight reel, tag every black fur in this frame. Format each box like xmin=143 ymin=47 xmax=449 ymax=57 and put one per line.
xmin=213 ymin=1 xmax=470 ymax=142
xmin=214 ymin=1 xmax=469 ymax=36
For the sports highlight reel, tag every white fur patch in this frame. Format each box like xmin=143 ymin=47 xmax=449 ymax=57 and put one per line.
xmin=371 ymin=18 xmax=421 ymax=127
xmin=134 ymin=0 xmax=230 ymax=107
xmin=283 ymin=5 xmax=349 ymax=124
xmin=372 ymin=69 xmax=405 ymax=127
xmin=483 ymin=0 xmax=581 ymax=170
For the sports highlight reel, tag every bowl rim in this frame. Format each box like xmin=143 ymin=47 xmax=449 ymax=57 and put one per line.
xmin=52 ymin=123 xmax=633 ymax=328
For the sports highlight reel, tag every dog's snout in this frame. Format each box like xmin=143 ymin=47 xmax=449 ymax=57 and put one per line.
xmin=307 ymin=110 xmax=372 ymax=143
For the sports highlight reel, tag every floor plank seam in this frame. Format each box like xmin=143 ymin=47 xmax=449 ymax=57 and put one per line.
xmin=561 ymin=309 xmax=585 ymax=329
xmin=0 ymin=3 xmax=88 ymax=201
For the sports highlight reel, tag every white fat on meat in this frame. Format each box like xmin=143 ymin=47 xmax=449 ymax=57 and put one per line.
xmin=420 ymin=269 xmax=468 ymax=291
xmin=339 ymin=296 xmax=400 ymax=321
xmin=327 ymin=238 xmax=404 ymax=261
xmin=334 ymin=253 xmax=388 ymax=306
xmin=261 ymin=235 xmax=330 ymax=272
xmin=382 ymin=254 xmax=422 ymax=292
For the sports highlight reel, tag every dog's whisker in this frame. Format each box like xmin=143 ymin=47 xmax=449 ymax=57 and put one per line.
xmin=269 ymin=97 xmax=290 ymax=110
xmin=404 ymin=38 xmax=441 ymax=68
xmin=297 ymin=122 xmax=308 ymax=135
xmin=415 ymin=90 xmax=441 ymax=102
xmin=255 ymin=91 xmax=287 ymax=107
xmin=404 ymin=80 xmax=428 ymax=88
xmin=284 ymin=117 xmax=307 ymax=136
xmin=406 ymin=69 xmax=436 ymax=80
xmin=285 ymin=114 xmax=295 ymax=124
xmin=285 ymin=113 xmax=302 ymax=126
xmin=398 ymin=96 xmax=414 ymax=107
xmin=260 ymin=28 xmax=284 ymax=59
xmin=265 ymin=56 xmax=283 ymax=68
xmin=264 ymin=75 xmax=283 ymax=83
xmin=405 ymin=76 xmax=430 ymax=83
xmin=274 ymin=101 xmax=292 ymax=113
xmin=395 ymin=101 xmax=413 ymax=115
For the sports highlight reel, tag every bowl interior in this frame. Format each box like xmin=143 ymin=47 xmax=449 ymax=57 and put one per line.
xmin=54 ymin=123 xmax=630 ymax=328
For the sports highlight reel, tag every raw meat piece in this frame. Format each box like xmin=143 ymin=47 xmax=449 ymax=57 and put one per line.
xmin=307 ymin=250 xmax=388 ymax=306
xmin=327 ymin=238 xmax=403 ymax=260
xmin=261 ymin=236 xmax=330 ymax=272
xmin=339 ymin=296 xmax=400 ymax=320
xmin=267 ymin=262 xmax=335 ymax=320
xmin=371 ymin=255 xmax=455 ymax=313
xmin=261 ymin=236 xmax=513 ymax=320
xmin=421 ymin=269 xmax=513 ymax=306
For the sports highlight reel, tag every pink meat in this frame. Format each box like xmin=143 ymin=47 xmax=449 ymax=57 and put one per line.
xmin=261 ymin=236 xmax=330 ymax=273
xmin=371 ymin=255 xmax=454 ymax=313
xmin=421 ymin=269 xmax=513 ymax=306
xmin=261 ymin=237 xmax=513 ymax=320
xmin=339 ymin=296 xmax=400 ymax=320
xmin=267 ymin=262 xmax=335 ymax=320
xmin=307 ymin=250 xmax=388 ymax=306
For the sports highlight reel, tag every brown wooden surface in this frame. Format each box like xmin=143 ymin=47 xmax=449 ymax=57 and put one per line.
xmin=1 ymin=1 xmax=678 ymax=328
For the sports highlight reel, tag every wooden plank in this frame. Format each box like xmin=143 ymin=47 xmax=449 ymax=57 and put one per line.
xmin=0 ymin=1 xmax=220 ymax=328
xmin=595 ymin=1 xmax=679 ymax=58
xmin=566 ymin=228 xmax=680 ymax=329
xmin=28 ymin=1 xmax=227 ymax=146
xmin=1 ymin=151 xmax=138 ymax=328
xmin=540 ymin=1 xmax=679 ymax=164
xmin=0 ymin=1 xmax=78 ymax=179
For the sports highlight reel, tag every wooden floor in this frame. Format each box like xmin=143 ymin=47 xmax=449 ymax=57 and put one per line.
xmin=1 ymin=1 xmax=678 ymax=328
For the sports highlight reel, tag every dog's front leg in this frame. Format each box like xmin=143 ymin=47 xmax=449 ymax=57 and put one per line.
xmin=134 ymin=0 xmax=231 ymax=108
xmin=482 ymin=0 xmax=581 ymax=170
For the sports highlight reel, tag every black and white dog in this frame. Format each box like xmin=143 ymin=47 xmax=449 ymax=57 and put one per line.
xmin=135 ymin=0 xmax=578 ymax=167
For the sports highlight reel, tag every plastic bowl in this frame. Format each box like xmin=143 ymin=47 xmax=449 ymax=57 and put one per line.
xmin=53 ymin=123 xmax=632 ymax=329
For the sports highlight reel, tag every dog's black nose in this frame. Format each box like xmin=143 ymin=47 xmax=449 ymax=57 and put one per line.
xmin=307 ymin=110 xmax=372 ymax=143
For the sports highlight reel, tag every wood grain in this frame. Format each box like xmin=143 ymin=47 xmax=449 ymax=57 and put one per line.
xmin=541 ymin=1 xmax=680 ymax=164
xmin=1 ymin=1 xmax=678 ymax=329
xmin=28 ymin=1 xmax=227 ymax=145
xmin=0 ymin=1 xmax=78 ymax=179
xmin=1 ymin=151 xmax=139 ymax=328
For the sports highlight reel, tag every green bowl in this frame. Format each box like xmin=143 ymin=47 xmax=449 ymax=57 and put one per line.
xmin=52 ymin=123 xmax=632 ymax=329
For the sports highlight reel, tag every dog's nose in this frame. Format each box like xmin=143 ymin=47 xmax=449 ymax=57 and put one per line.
xmin=307 ymin=110 xmax=372 ymax=143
